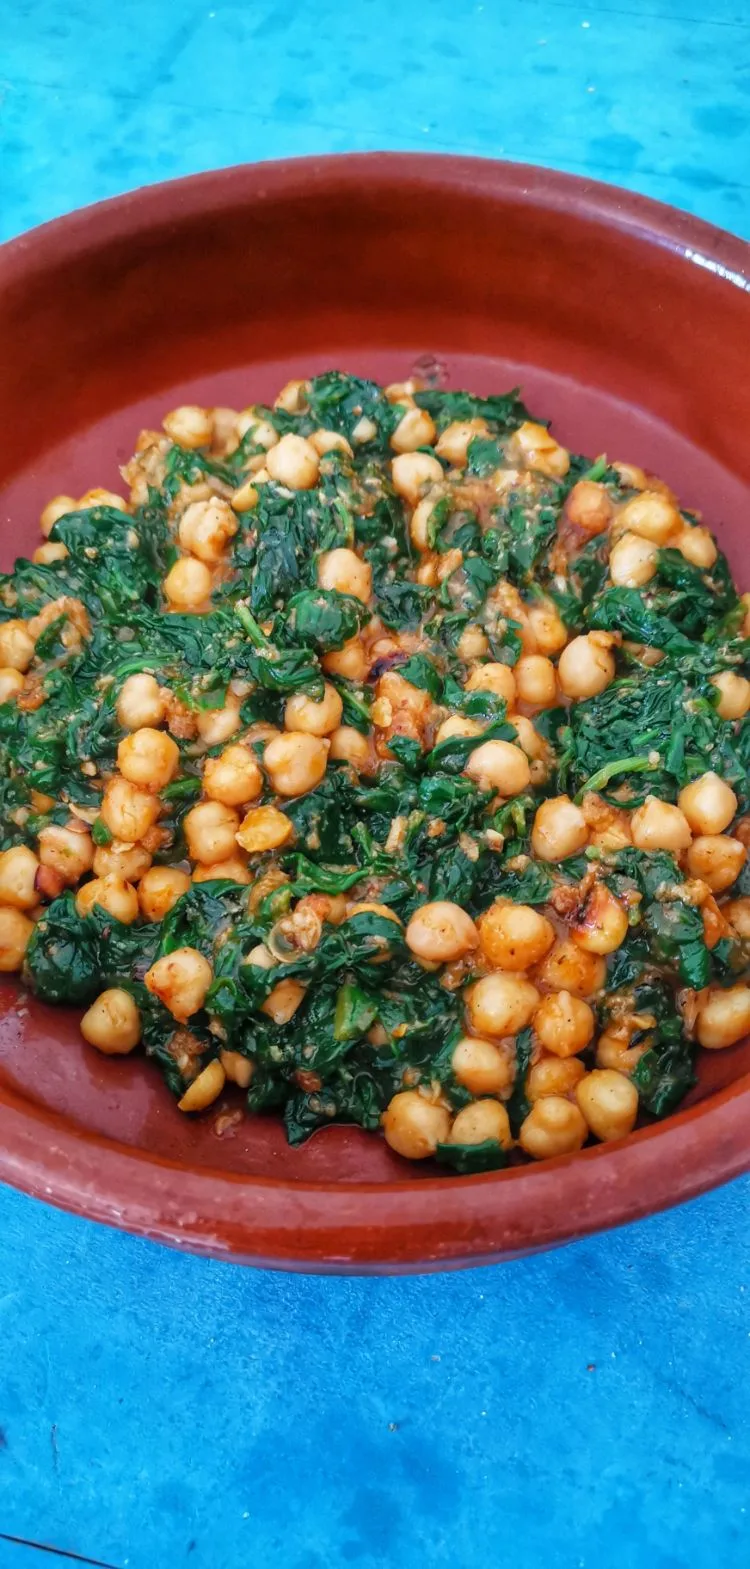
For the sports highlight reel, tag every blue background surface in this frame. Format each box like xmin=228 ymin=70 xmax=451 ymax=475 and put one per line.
xmin=1 ymin=3 xmax=749 ymax=1565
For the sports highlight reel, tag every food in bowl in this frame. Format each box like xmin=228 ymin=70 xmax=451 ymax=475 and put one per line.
xmin=1 ymin=370 xmax=749 ymax=1173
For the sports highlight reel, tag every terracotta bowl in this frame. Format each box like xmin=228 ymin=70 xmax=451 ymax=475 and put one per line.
xmin=1 ymin=155 xmax=749 ymax=1272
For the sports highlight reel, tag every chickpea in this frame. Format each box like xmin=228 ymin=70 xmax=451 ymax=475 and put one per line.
xmin=76 ymin=874 xmax=139 ymax=924
xmin=261 ymin=977 xmax=306 ymax=1025
xmin=196 ymin=695 xmax=242 ymax=745
xmin=565 ymin=479 xmax=612 ymax=534
xmin=406 ymin=901 xmax=479 ymax=963
xmin=0 ymin=620 xmax=35 ymax=673
xmin=382 ymin=1090 xmax=451 ymax=1159
xmin=514 ymin=653 xmax=557 ymax=708
xmin=236 ymin=805 xmax=293 ymax=853
xmin=390 ymin=407 xmax=437 ymax=453
xmin=178 ymin=1059 xmax=226 ymax=1113
xmin=712 ymin=671 xmax=750 ymax=721
xmin=533 ymin=991 xmax=595 ymax=1057
xmin=317 ymin=547 xmax=372 ymax=604
xmin=678 ymin=772 xmax=737 ymax=837
xmin=612 ymin=461 xmax=649 ymax=490
xmin=0 ymin=846 xmax=39 ymax=910
xmin=264 ymin=733 xmax=329 ymax=797
xmin=618 ymin=491 xmax=680 ymax=544
xmin=266 ymin=433 xmax=320 ymax=490
xmin=220 ymin=1049 xmax=254 ymax=1088
xmin=117 ymin=728 xmax=180 ymax=793
xmin=145 ymin=947 xmax=213 ymax=1021
xmin=38 ymin=823 xmax=95 ymax=885
xmin=571 ymin=883 xmax=629 ymax=955
xmin=673 ymin=526 xmax=717 ymax=568
xmin=163 ymin=556 xmax=212 ymax=610
xmin=391 ymin=452 xmax=444 ymax=505
xmin=435 ymin=418 xmax=490 ymax=467
xmin=178 ymin=498 xmax=237 ymax=564
xmin=234 ymin=411 xmax=280 ymax=449
xmin=686 ymin=835 xmax=746 ymax=894
xmin=464 ymin=661 xmax=516 ymax=706
xmin=557 ymin=633 xmax=615 ymax=700
xmin=723 ymin=898 xmax=750 ymax=939
xmin=0 ymin=906 xmax=34 ymax=971
xmin=203 ymin=745 xmax=263 ymax=807
xmin=608 ymin=532 xmax=658 ymax=587
xmin=509 ymin=715 xmax=546 ymax=763
xmin=630 ymin=796 xmax=692 ymax=854
xmin=231 ymin=479 xmax=259 ymax=513
xmin=40 ymin=494 xmax=76 ymax=537
xmin=80 ymin=988 xmax=141 ymax=1055
xmin=93 ymin=840 xmax=152 ymax=881
xmin=328 ymin=725 xmax=376 ymax=773
xmin=531 ymin=796 xmax=588 ymax=861
xmin=526 ymin=600 xmax=568 ymax=656
xmin=478 ymin=900 xmax=555 ymax=971
xmin=466 ymin=974 xmax=540 ymax=1037
xmin=465 ymin=739 xmax=531 ymax=795
xmin=209 ymin=405 xmax=240 ymax=455
xmin=322 ymin=637 xmax=368 ymax=682
xmin=309 ymin=428 xmax=354 ymax=457
xmin=451 ymin=1035 xmax=515 ymax=1096
xmin=456 ymin=623 xmax=490 ymax=662
xmin=519 ymin=1097 xmax=588 ymax=1159
xmin=163 ymin=405 xmax=213 ymax=449
xmin=351 ymin=415 xmax=378 ymax=444
xmin=101 ymin=776 xmax=161 ymax=842
xmin=435 ymin=716 xmax=483 ymax=744
xmin=274 ymin=379 xmax=309 ymax=413
xmin=0 ymin=669 xmax=24 ymax=704
xmin=138 ymin=866 xmax=191 ymax=921
xmin=527 ymin=1056 xmax=586 ymax=1101
xmin=534 ymin=939 xmax=606 ymax=997
xmin=78 ymin=487 xmax=129 ymax=513
xmin=32 ymin=541 xmax=69 ymax=565
xmin=410 ymin=489 xmax=447 ymax=553
xmin=116 ymin=672 xmax=166 ymax=731
xmin=696 ymin=984 xmax=750 ymax=1049
xmin=509 ymin=421 xmax=570 ymax=479
xmin=184 ymin=800 xmax=240 ymax=865
xmin=595 ymin=1026 xmax=647 ymax=1074
xmin=193 ymin=855 xmax=251 ymax=885
xmin=449 ymin=1100 xmax=513 ymax=1148
xmin=576 ymin=1069 xmax=639 ymax=1141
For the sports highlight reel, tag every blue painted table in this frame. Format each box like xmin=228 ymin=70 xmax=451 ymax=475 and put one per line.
xmin=1 ymin=3 xmax=749 ymax=1565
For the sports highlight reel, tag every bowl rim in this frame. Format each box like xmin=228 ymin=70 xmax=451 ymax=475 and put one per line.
xmin=1 ymin=152 xmax=749 ymax=1270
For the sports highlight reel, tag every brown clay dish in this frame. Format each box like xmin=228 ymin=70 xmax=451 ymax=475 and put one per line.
xmin=0 ymin=154 xmax=749 ymax=1272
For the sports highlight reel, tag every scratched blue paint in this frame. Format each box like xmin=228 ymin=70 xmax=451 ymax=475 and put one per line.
xmin=1 ymin=2 xmax=750 ymax=1567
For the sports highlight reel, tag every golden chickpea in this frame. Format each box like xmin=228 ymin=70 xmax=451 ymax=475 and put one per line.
xmin=509 ymin=421 xmax=570 ymax=478
xmin=406 ymin=901 xmax=479 ymax=963
xmin=328 ymin=725 xmax=376 ymax=773
xmin=80 ymin=988 xmax=141 ymax=1054
xmin=514 ymin=653 xmax=557 ymax=708
xmin=178 ymin=1059 xmax=226 ymax=1112
xmin=184 ymin=800 xmax=240 ymax=865
xmin=595 ymin=1027 xmax=647 ymax=1074
xmin=163 ymin=556 xmax=212 ymax=610
xmin=76 ymin=873 xmax=139 ymax=923
xmin=322 ymin=637 xmax=368 ymax=682
xmin=93 ymin=840 xmax=152 ymax=881
xmin=38 ymin=823 xmax=94 ymax=885
xmin=509 ymin=715 xmax=546 ymax=762
xmin=451 ymin=1035 xmax=515 ymax=1096
xmin=40 ymin=494 xmax=76 ymax=537
xmin=0 ymin=620 xmax=35 ymax=673
xmin=117 ymin=728 xmax=180 ymax=793
xmin=449 ymin=1100 xmax=513 ymax=1148
xmin=465 ymin=662 xmax=517 ymax=706
xmin=266 ymin=433 xmax=320 ymax=490
xmin=264 ymin=732 xmax=329 ymax=797
xmin=712 ymin=671 xmax=750 ymax=721
xmin=678 ymin=772 xmax=737 ymax=836
xmin=145 ymin=947 xmax=213 ymax=1021
xmin=618 ymin=491 xmax=680 ymax=543
xmin=309 ymin=428 xmax=354 ymax=457
xmin=531 ymin=796 xmax=588 ymax=861
xmin=723 ymin=898 xmax=750 ymax=939
xmin=0 ymin=846 xmax=39 ymax=911
xmin=163 ymin=405 xmax=213 ymax=449
xmin=274 ymin=379 xmax=309 ymax=413
xmin=382 ymin=1090 xmax=451 ymax=1159
xmin=234 ymin=411 xmax=280 ymax=449
xmin=410 ymin=489 xmax=447 ymax=553
xmin=231 ymin=479 xmax=259 ymax=513
xmin=101 ymin=776 xmax=161 ymax=844
xmin=0 ymin=906 xmax=35 ymax=971
xmin=533 ymin=991 xmax=595 ymax=1058
xmin=203 ymin=745 xmax=263 ymax=807
xmin=456 ymin=623 xmax=490 ymax=661
xmin=236 ymin=804 xmax=293 ymax=853
xmin=534 ymin=939 xmax=606 ymax=997
xmin=261 ymin=977 xmax=306 ymax=1025
xmin=686 ymin=835 xmax=746 ymax=894
xmin=391 ymin=452 xmax=444 ymax=504
xmin=527 ymin=1056 xmax=586 ymax=1101
xmin=116 ymin=672 xmax=166 ymax=731
xmin=435 ymin=716 xmax=483 ymax=744
xmin=519 ymin=1097 xmax=588 ymax=1159
xmin=672 ymin=526 xmax=717 ymax=568
xmin=557 ymin=633 xmax=615 ymax=700
xmin=78 ymin=487 xmax=129 ymax=513
xmin=0 ymin=669 xmax=24 ymax=704
xmin=220 ymin=1048 xmax=254 ymax=1088
xmin=390 ymin=406 xmax=437 ymax=453
xmin=138 ymin=866 xmax=191 ymax=922
xmin=178 ymin=498 xmax=237 ymax=564
xmin=696 ymin=984 xmax=750 ymax=1049
xmin=351 ymin=415 xmax=378 ymax=445
xmin=526 ymin=600 xmax=568 ymax=656
xmin=196 ymin=695 xmax=242 ymax=745
xmin=32 ymin=541 xmax=69 ymax=565
xmin=193 ymin=855 xmax=251 ymax=885
xmin=317 ymin=548 xmax=372 ymax=604
xmin=478 ymin=900 xmax=555 ymax=971
xmin=608 ymin=532 xmax=659 ymax=587
xmin=630 ymin=796 xmax=692 ymax=854
xmin=435 ymin=418 xmax=490 ymax=467
xmin=466 ymin=973 xmax=540 ymax=1037
xmin=464 ymin=739 xmax=531 ymax=795
xmin=571 ymin=883 xmax=629 ymax=955
xmin=576 ymin=1069 xmax=639 ymax=1142
xmin=565 ymin=479 xmax=612 ymax=534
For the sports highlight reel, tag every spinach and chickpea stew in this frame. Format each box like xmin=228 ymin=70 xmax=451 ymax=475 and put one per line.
xmin=1 ymin=371 xmax=750 ymax=1172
